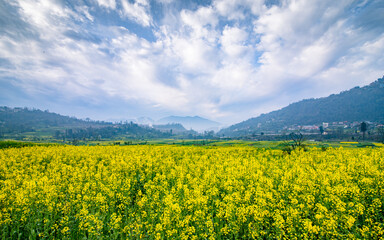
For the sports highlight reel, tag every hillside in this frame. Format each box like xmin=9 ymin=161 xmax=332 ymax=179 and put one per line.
xmin=0 ymin=107 xmax=170 ymax=140
xmin=0 ymin=107 xmax=101 ymax=132
xmin=220 ymin=76 xmax=384 ymax=137
xmin=153 ymin=123 xmax=188 ymax=133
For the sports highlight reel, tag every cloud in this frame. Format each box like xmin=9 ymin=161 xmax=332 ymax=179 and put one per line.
xmin=96 ymin=0 xmax=116 ymax=9
xmin=214 ymin=0 xmax=266 ymax=19
xmin=251 ymin=0 xmax=384 ymax=101
xmin=181 ymin=6 xmax=218 ymax=30
xmin=120 ymin=0 xmax=152 ymax=27
xmin=220 ymin=26 xmax=249 ymax=58
xmin=1 ymin=0 xmax=184 ymax=111
xmin=1 ymin=0 xmax=383 ymax=124
xmin=155 ymin=0 xmax=174 ymax=4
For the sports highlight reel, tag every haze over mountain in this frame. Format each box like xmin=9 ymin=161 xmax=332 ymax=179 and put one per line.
xmin=157 ymin=116 xmax=220 ymax=132
xmin=105 ymin=115 xmax=219 ymax=132
xmin=219 ymin=76 xmax=384 ymax=137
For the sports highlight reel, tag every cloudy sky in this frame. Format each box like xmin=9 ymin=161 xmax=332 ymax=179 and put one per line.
xmin=1 ymin=0 xmax=383 ymax=125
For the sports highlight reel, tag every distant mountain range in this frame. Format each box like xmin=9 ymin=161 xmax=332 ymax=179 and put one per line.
xmin=219 ymin=76 xmax=384 ymax=137
xmin=0 ymin=107 xmax=216 ymax=140
xmin=156 ymin=116 xmax=220 ymax=132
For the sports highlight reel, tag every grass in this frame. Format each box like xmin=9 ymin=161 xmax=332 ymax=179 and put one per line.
xmin=0 ymin=140 xmax=56 ymax=149
xmin=1 ymin=138 xmax=382 ymax=150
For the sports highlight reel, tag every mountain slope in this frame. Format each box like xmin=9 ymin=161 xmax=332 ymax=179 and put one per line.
xmin=220 ymin=76 xmax=384 ymax=137
xmin=153 ymin=123 xmax=187 ymax=133
xmin=0 ymin=107 xmax=99 ymax=131
xmin=0 ymin=107 xmax=169 ymax=139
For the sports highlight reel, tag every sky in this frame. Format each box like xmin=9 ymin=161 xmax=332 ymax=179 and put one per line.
xmin=0 ymin=0 xmax=383 ymax=125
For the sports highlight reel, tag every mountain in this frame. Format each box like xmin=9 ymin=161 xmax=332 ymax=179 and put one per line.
xmin=153 ymin=123 xmax=186 ymax=133
xmin=0 ymin=107 xmax=101 ymax=131
xmin=136 ymin=117 xmax=155 ymax=125
xmin=220 ymin=76 xmax=384 ymax=137
xmin=156 ymin=116 xmax=220 ymax=132
xmin=152 ymin=123 xmax=200 ymax=136
xmin=0 ymin=107 xmax=170 ymax=140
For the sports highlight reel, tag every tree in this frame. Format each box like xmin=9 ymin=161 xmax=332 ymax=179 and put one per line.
xmin=289 ymin=131 xmax=305 ymax=149
xmin=360 ymin=122 xmax=368 ymax=140
xmin=54 ymin=130 xmax=61 ymax=139
xmin=336 ymin=127 xmax=344 ymax=139
xmin=377 ymin=126 xmax=384 ymax=143
xmin=319 ymin=126 xmax=324 ymax=135
xmin=282 ymin=130 xmax=306 ymax=154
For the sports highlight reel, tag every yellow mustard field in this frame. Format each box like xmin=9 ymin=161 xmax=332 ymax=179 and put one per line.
xmin=0 ymin=146 xmax=384 ymax=239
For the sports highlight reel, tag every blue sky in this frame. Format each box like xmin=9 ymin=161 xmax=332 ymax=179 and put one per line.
xmin=0 ymin=0 xmax=383 ymax=125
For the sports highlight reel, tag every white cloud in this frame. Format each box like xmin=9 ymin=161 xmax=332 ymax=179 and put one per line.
xmin=214 ymin=0 xmax=266 ymax=19
xmin=1 ymin=0 xmax=187 ymax=111
xmin=315 ymin=33 xmax=384 ymax=92
xmin=155 ymin=0 xmax=174 ymax=4
xmin=254 ymin=1 xmax=372 ymax=84
xmin=75 ymin=6 xmax=94 ymax=22
xmin=212 ymin=63 xmax=255 ymax=95
xmin=15 ymin=0 xmax=72 ymax=30
xmin=96 ymin=0 xmax=116 ymax=9
xmin=181 ymin=6 xmax=218 ymax=28
xmin=120 ymin=0 xmax=152 ymax=27
xmin=170 ymin=37 xmax=217 ymax=74
xmin=220 ymin=26 xmax=249 ymax=58
xmin=214 ymin=0 xmax=246 ymax=20
xmin=1 ymin=0 xmax=384 ymax=124
xmin=180 ymin=6 xmax=219 ymax=43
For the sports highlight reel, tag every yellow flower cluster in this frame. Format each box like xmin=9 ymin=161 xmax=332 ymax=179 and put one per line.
xmin=0 ymin=145 xmax=383 ymax=239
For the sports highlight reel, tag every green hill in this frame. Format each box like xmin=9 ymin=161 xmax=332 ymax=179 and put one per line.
xmin=220 ymin=76 xmax=384 ymax=137
xmin=0 ymin=107 xmax=105 ymax=133
xmin=0 ymin=107 xmax=170 ymax=140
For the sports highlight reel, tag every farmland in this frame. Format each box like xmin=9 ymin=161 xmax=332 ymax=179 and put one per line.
xmin=1 ymin=145 xmax=384 ymax=239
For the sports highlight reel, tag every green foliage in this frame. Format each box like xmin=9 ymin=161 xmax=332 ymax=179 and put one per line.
xmin=355 ymin=142 xmax=376 ymax=148
xmin=360 ymin=122 xmax=368 ymax=133
xmin=0 ymin=141 xmax=53 ymax=149
xmin=377 ymin=126 xmax=384 ymax=143
xmin=319 ymin=126 xmax=324 ymax=135
xmin=281 ymin=132 xmax=307 ymax=154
